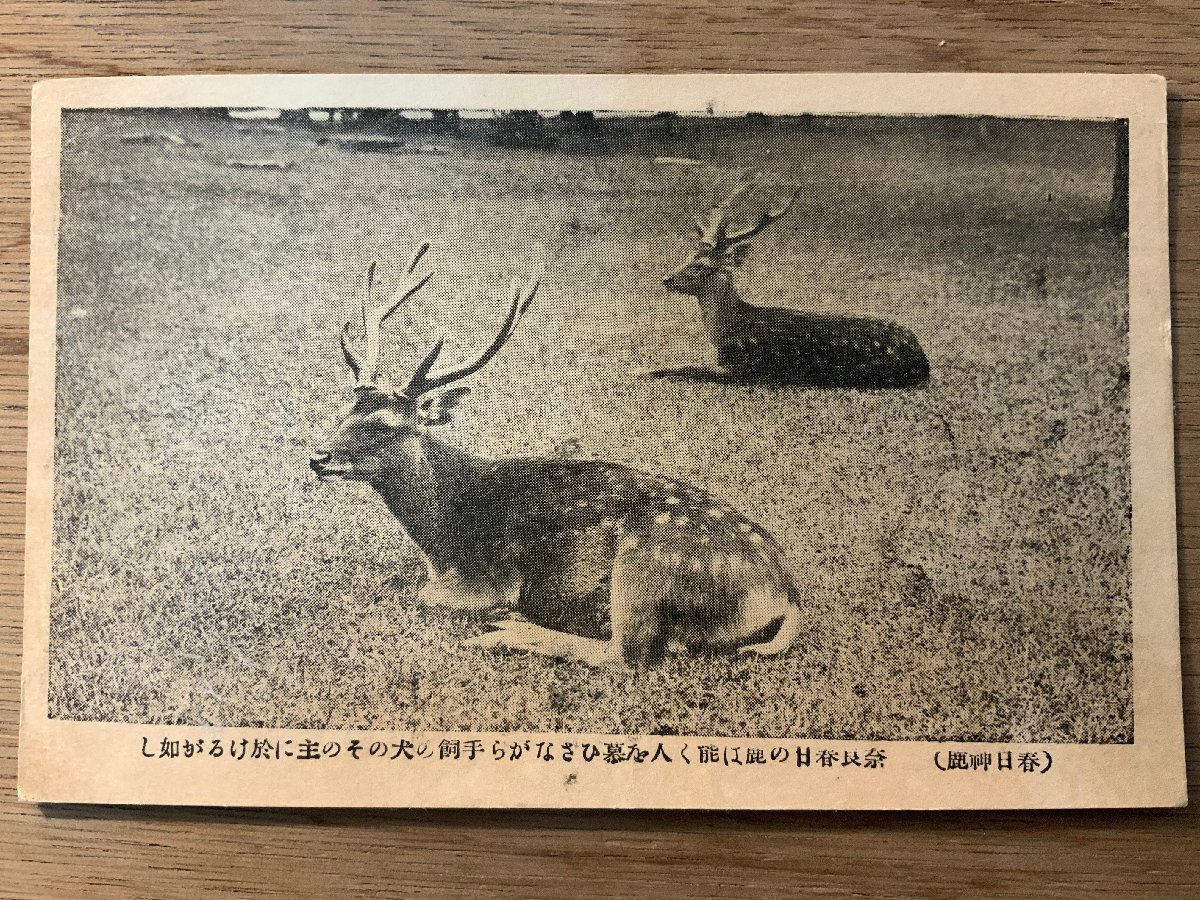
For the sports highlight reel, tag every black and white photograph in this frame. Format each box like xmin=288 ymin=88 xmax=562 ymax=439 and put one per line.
xmin=19 ymin=74 xmax=1181 ymax=809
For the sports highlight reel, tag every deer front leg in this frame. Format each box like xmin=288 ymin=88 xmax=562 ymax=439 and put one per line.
xmin=418 ymin=569 xmax=519 ymax=614
xmin=463 ymin=618 xmax=619 ymax=667
xmin=464 ymin=552 xmax=653 ymax=668
xmin=636 ymin=343 xmax=733 ymax=382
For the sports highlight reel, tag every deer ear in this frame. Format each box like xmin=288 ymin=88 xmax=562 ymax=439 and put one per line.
xmin=417 ymin=386 xmax=471 ymax=426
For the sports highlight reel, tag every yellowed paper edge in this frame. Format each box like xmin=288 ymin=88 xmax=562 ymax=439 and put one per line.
xmin=19 ymin=73 xmax=1183 ymax=809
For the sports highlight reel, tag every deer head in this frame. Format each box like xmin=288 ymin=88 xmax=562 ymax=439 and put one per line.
xmin=663 ymin=180 xmax=796 ymax=297
xmin=310 ymin=243 xmax=539 ymax=484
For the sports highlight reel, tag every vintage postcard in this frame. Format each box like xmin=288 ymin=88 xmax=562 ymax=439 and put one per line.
xmin=20 ymin=74 xmax=1182 ymax=808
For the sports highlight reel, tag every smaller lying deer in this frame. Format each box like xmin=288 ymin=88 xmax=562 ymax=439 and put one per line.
xmin=664 ymin=182 xmax=930 ymax=388
xmin=310 ymin=243 xmax=806 ymax=668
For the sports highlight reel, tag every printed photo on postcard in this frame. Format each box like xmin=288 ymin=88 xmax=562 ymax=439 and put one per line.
xmin=19 ymin=74 xmax=1183 ymax=808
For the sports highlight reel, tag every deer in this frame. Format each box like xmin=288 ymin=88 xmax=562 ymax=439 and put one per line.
xmin=663 ymin=181 xmax=930 ymax=388
xmin=309 ymin=242 xmax=806 ymax=668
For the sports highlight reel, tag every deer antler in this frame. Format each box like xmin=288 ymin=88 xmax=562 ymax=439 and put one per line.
xmin=697 ymin=179 xmax=796 ymax=254
xmin=696 ymin=180 xmax=757 ymax=249
xmin=342 ymin=243 xmax=433 ymax=388
xmin=403 ymin=269 xmax=540 ymax=399
xmin=725 ymin=188 xmax=797 ymax=245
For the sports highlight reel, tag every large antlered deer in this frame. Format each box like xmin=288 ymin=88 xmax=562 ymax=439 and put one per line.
xmin=664 ymin=181 xmax=930 ymax=388
xmin=310 ymin=243 xmax=806 ymax=668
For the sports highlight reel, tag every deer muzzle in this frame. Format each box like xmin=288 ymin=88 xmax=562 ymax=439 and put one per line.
xmin=663 ymin=267 xmax=687 ymax=290
xmin=309 ymin=451 xmax=348 ymax=478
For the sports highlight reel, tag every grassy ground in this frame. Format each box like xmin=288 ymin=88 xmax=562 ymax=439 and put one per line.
xmin=48 ymin=110 xmax=1130 ymax=741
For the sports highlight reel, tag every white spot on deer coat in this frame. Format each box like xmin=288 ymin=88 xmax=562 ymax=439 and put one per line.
xmin=654 ymin=511 xmax=671 ymax=525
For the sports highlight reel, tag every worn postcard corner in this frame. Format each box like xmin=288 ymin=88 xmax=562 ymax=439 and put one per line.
xmin=20 ymin=73 xmax=1182 ymax=809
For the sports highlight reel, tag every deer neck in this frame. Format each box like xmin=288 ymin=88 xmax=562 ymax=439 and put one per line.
xmin=695 ymin=269 xmax=745 ymax=346
xmin=368 ymin=434 xmax=485 ymax=573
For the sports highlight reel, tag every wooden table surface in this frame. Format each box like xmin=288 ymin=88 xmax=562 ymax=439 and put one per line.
xmin=0 ymin=3 xmax=1196 ymax=897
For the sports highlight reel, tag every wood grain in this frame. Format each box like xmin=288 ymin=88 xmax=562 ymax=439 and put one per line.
xmin=0 ymin=2 xmax=1196 ymax=897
